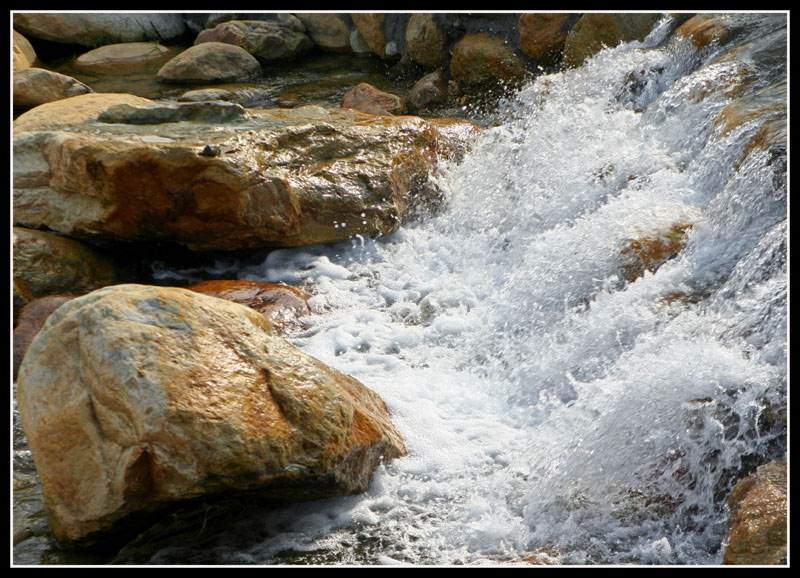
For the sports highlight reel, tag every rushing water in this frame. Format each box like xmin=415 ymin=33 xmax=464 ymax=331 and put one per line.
xmin=13 ymin=14 xmax=787 ymax=566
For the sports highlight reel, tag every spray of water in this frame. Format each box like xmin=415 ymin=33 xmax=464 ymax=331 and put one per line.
xmin=139 ymin=15 xmax=787 ymax=566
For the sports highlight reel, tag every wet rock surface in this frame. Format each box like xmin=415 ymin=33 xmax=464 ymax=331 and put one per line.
xmin=17 ymin=284 xmax=406 ymax=547
xmin=723 ymin=458 xmax=787 ymax=565
xmin=14 ymin=99 xmax=478 ymax=251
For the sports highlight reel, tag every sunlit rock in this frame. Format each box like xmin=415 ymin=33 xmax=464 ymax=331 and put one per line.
xmin=12 ymin=92 xmax=153 ymax=134
xmin=13 ymin=30 xmax=37 ymax=73
xmin=13 ymin=67 xmax=92 ymax=109
xmin=156 ymin=42 xmax=262 ymax=84
xmin=675 ymin=13 xmax=736 ymax=49
xmin=184 ymin=279 xmax=312 ymax=333
xmin=13 ymin=100 xmax=478 ymax=250
xmin=74 ymin=42 xmax=172 ymax=72
xmin=17 ymin=284 xmax=406 ymax=546
xmin=723 ymin=458 xmax=787 ymax=565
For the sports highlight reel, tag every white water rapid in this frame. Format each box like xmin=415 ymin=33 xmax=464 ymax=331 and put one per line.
xmin=143 ymin=15 xmax=787 ymax=566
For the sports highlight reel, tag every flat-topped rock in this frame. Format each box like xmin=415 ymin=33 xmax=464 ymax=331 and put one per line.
xmin=14 ymin=98 xmax=481 ymax=251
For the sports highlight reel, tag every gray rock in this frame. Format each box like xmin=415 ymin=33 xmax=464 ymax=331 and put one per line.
xmin=97 ymin=101 xmax=246 ymax=125
xmin=13 ymin=12 xmax=187 ymax=46
xmin=195 ymin=19 xmax=313 ymax=62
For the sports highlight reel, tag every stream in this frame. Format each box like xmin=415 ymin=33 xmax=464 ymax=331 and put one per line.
xmin=13 ymin=14 xmax=787 ymax=566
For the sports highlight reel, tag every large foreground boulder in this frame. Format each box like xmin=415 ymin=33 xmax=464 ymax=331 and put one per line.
xmin=13 ymin=97 xmax=480 ymax=250
xmin=17 ymin=284 xmax=406 ymax=546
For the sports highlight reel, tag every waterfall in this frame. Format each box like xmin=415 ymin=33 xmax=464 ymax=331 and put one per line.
xmin=24 ymin=14 xmax=783 ymax=566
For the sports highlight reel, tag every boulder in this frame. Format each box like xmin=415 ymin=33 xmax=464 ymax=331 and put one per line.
xmin=341 ymin=82 xmax=406 ymax=116
xmin=13 ymin=12 xmax=187 ymax=46
xmin=13 ymin=68 xmax=92 ymax=109
xmin=156 ymin=42 xmax=262 ymax=85
xmin=405 ymin=14 xmax=449 ymax=69
xmin=406 ymin=70 xmax=449 ymax=112
xmin=351 ymin=13 xmax=387 ymax=58
xmin=13 ymin=295 xmax=75 ymax=381
xmin=12 ymin=227 xmax=119 ymax=302
xmin=194 ymin=20 xmax=313 ymax=63
xmin=14 ymin=99 xmax=479 ymax=250
xmin=518 ymin=13 xmax=576 ymax=65
xmin=449 ymin=33 xmax=527 ymax=88
xmin=17 ymin=283 xmax=406 ymax=546
xmin=184 ymin=279 xmax=312 ymax=333
xmin=562 ymin=13 xmax=662 ymax=68
xmin=293 ymin=13 xmax=351 ymax=53
xmin=13 ymin=30 xmax=37 ymax=73
xmin=723 ymin=458 xmax=787 ymax=565
xmin=74 ymin=42 xmax=172 ymax=71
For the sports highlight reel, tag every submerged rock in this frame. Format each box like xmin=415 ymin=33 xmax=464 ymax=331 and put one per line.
xmin=13 ymin=99 xmax=478 ymax=250
xmin=17 ymin=283 xmax=406 ymax=547
xmin=619 ymin=223 xmax=693 ymax=282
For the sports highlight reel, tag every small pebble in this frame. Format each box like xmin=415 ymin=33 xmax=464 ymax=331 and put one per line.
xmin=199 ymin=144 xmax=220 ymax=157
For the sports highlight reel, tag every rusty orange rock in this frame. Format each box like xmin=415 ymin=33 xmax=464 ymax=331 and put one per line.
xmin=17 ymin=284 xmax=406 ymax=546
xmin=185 ymin=279 xmax=311 ymax=333
xmin=723 ymin=458 xmax=787 ymax=565
xmin=620 ymin=223 xmax=693 ymax=282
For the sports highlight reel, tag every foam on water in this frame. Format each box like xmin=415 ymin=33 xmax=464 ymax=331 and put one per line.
xmin=143 ymin=15 xmax=788 ymax=565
